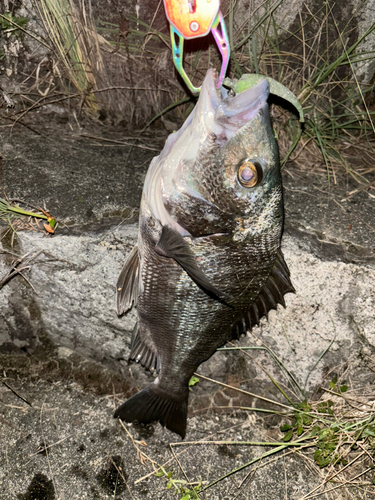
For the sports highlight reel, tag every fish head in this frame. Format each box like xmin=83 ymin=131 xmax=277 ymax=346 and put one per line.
xmin=145 ymin=69 xmax=283 ymax=239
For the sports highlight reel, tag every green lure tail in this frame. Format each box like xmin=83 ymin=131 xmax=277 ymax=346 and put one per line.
xmin=224 ymin=74 xmax=304 ymax=123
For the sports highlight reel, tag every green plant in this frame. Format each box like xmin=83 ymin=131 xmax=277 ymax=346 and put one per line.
xmin=36 ymin=0 xmax=103 ymax=111
xmin=184 ymin=341 xmax=375 ymax=496
xmin=0 ymin=198 xmax=57 ymax=235
xmin=226 ymin=0 xmax=375 ymax=181
xmin=0 ymin=13 xmax=29 ymax=35
xmin=154 ymin=469 xmax=202 ymax=499
xmin=280 ymin=392 xmax=375 ymax=470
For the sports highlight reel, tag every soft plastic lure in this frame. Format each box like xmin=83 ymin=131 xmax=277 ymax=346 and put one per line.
xmin=224 ymin=74 xmax=304 ymax=122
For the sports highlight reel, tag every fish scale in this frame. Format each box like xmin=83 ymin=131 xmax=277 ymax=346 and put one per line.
xmin=114 ymin=69 xmax=295 ymax=438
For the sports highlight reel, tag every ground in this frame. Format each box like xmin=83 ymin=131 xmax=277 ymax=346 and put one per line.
xmin=0 ymin=114 xmax=374 ymax=499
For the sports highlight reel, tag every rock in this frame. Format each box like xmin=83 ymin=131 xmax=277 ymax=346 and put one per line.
xmin=0 ymin=119 xmax=374 ymax=500
xmin=1 ymin=120 xmax=375 ymax=387
xmin=0 ymin=221 xmax=138 ymax=370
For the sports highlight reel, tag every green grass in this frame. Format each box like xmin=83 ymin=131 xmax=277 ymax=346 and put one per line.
xmin=36 ymin=0 xmax=102 ymax=111
xmin=13 ymin=0 xmax=374 ymax=183
xmin=148 ymin=343 xmax=375 ymax=499
xmin=0 ymin=198 xmax=57 ymax=235
xmin=102 ymin=0 xmax=374 ymax=183
xmin=225 ymin=0 xmax=375 ymax=181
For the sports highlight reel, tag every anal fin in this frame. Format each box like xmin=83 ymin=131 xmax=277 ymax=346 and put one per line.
xmin=117 ymin=245 xmax=139 ymax=315
xmin=130 ymin=324 xmax=160 ymax=373
xmin=231 ymin=249 xmax=295 ymax=339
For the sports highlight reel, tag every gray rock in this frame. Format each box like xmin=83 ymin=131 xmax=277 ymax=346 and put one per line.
xmin=1 ymin=224 xmax=374 ymax=395
xmin=1 ymin=120 xmax=374 ymax=500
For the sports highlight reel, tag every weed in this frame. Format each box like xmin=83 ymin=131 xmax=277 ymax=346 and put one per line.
xmin=154 ymin=469 xmax=202 ymax=499
xmin=279 ymin=384 xmax=375 ymax=472
xmin=226 ymin=0 xmax=375 ymax=181
xmin=0 ymin=198 xmax=57 ymax=236
xmin=164 ymin=343 xmax=375 ymax=497
xmin=4 ymin=0 xmax=373 ymax=178
xmin=0 ymin=13 xmax=29 ymax=36
xmin=36 ymin=0 xmax=102 ymax=111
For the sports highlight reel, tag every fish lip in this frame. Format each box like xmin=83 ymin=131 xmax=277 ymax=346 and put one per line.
xmin=153 ymin=70 xmax=269 ymax=159
xmin=158 ymin=69 xmax=220 ymax=157
xmin=215 ymin=79 xmax=270 ymax=137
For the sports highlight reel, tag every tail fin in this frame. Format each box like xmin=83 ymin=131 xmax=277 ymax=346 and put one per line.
xmin=114 ymin=383 xmax=188 ymax=438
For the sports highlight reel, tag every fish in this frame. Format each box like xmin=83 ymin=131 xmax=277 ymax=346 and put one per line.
xmin=114 ymin=69 xmax=295 ymax=438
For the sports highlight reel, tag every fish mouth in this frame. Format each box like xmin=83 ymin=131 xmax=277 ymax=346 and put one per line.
xmin=158 ymin=69 xmax=270 ymax=157
xmin=200 ymin=68 xmax=270 ymax=142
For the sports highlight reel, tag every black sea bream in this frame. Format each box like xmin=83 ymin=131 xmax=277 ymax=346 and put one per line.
xmin=114 ymin=69 xmax=294 ymax=438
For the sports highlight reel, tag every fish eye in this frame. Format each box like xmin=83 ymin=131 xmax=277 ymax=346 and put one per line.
xmin=238 ymin=160 xmax=263 ymax=188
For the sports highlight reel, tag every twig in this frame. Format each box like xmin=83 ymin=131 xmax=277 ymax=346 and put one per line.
xmin=28 ymin=435 xmax=72 ymax=458
xmin=203 ymin=437 xmax=318 ymax=491
xmin=0 ymin=14 xmax=52 ymax=50
xmin=0 ymin=250 xmax=43 ymax=289
xmin=321 ymin=387 xmax=375 ymax=413
xmin=118 ymin=419 xmax=157 ymax=467
xmin=169 ymin=444 xmax=194 ymax=492
xmin=302 ymin=468 xmax=372 ymax=500
xmin=172 ymin=439 xmax=315 ymax=447
xmin=134 ymin=420 xmax=250 ymax=485
xmin=2 ymin=115 xmax=44 ymax=136
xmin=298 ymin=451 xmax=366 ymax=500
xmin=194 ymin=373 xmax=295 ymax=411
xmin=239 ymin=443 xmax=315 ymax=489
xmin=9 ymin=198 xmax=48 ymax=213
xmin=108 ymin=456 xmax=137 ymax=500
xmin=17 ymin=271 xmax=37 ymax=293
xmin=39 ymin=403 xmax=59 ymax=497
xmin=78 ymin=133 xmax=160 ymax=151
xmin=1 ymin=380 xmax=32 ymax=407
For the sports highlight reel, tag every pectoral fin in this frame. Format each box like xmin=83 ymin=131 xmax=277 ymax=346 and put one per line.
xmin=155 ymin=225 xmax=227 ymax=303
xmin=117 ymin=245 xmax=139 ymax=315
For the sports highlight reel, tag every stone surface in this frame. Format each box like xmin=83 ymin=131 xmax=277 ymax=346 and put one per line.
xmin=0 ymin=376 xmax=340 ymax=500
xmin=0 ymin=118 xmax=374 ymax=499
xmin=1 ymin=224 xmax=374 ymax=396
xmin=1 ymin=123 xmax=374 ymax=387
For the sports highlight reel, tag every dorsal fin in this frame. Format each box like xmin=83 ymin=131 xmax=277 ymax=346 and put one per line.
xmin=117 ymin=245 xmax=139 ymax=315
xmin=231 ymin=250 xmax=295 ymax=339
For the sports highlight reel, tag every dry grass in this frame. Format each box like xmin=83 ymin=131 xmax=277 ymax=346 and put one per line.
xmin=36 ymin=0 xmax=103 ymax=111
xmin=117 ymin=374 xmax=375 ymax=499
xmin=225 ymin=0 xmax=375 ymax=182
xmin=142 ymin=353 xmax=375 ymax=499
xmin=1 ymin=0 xmax=374 ymax=169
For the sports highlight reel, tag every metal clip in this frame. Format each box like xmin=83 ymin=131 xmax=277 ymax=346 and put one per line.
xmin=164 ymin=0 xmax=230 ymax=94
